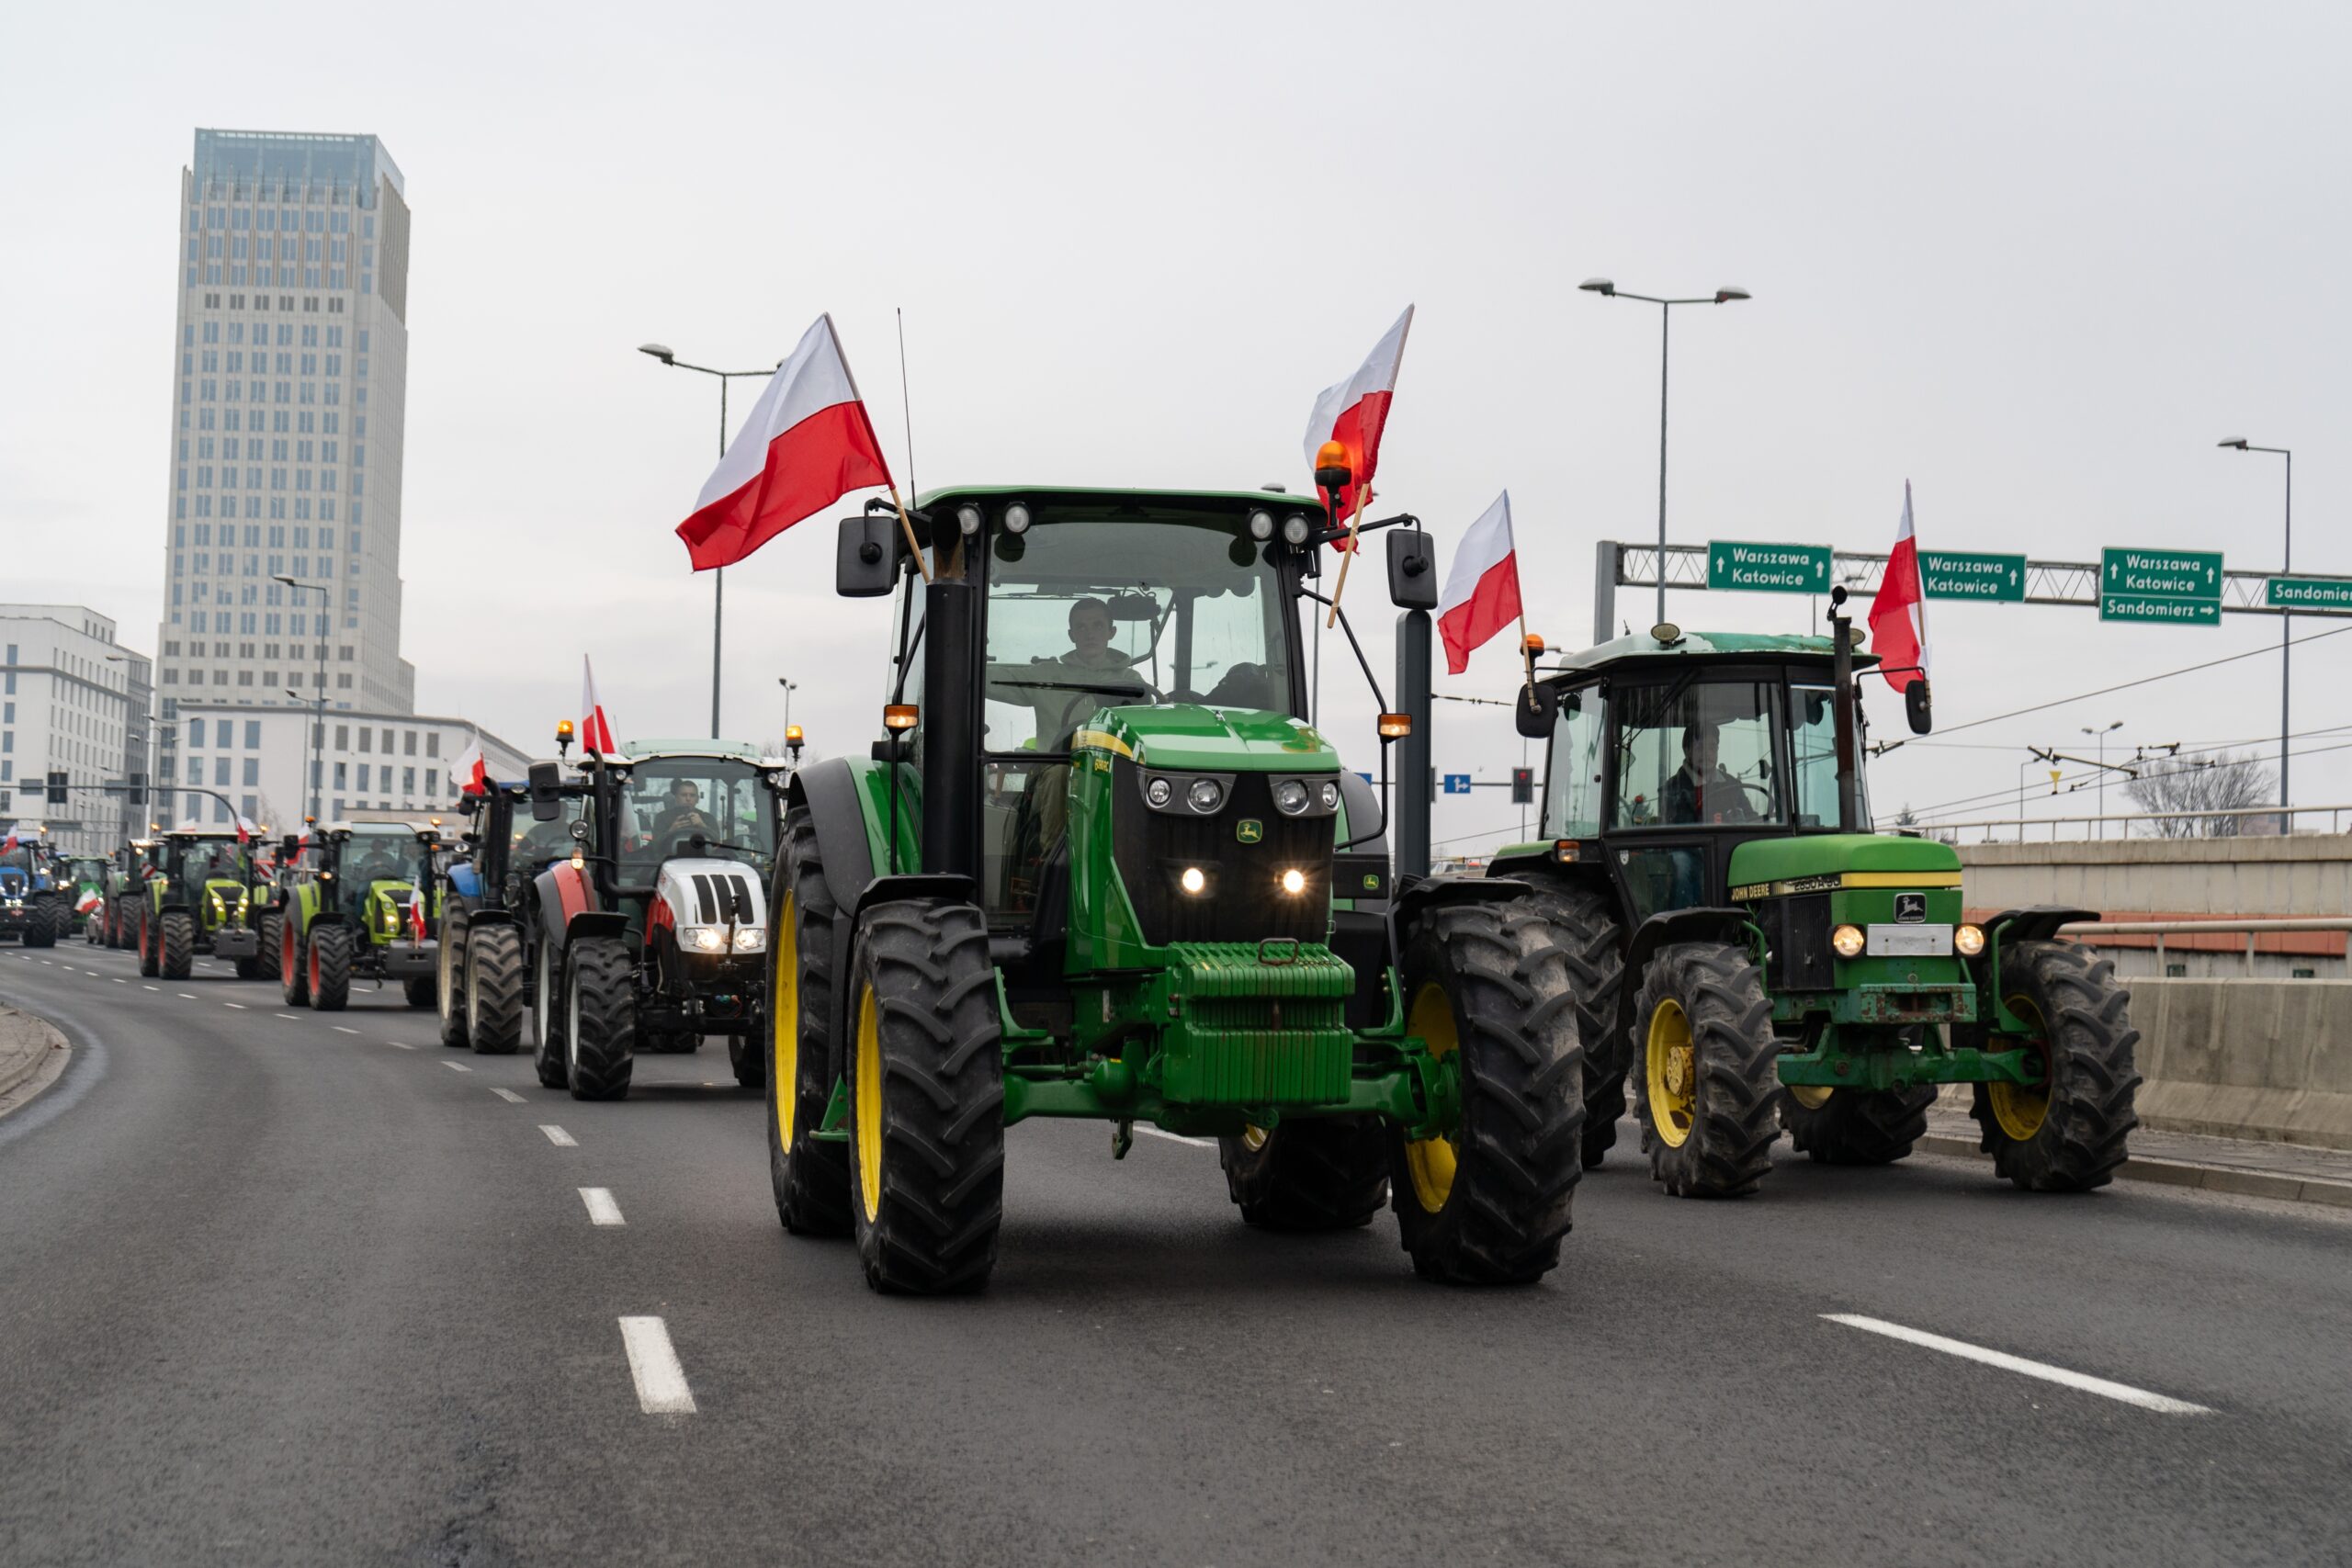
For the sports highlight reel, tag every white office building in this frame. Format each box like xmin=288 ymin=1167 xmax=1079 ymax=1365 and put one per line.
xmin=0 ymin=606 xmax=153 ymax=855
xmin=159 ymin=704 xmax=531 ymax=832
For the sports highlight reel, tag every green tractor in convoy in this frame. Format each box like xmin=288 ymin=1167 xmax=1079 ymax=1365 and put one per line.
xmin=1493 ymin=588 xmax=2140 ymax=1196
xmin=96 ymin=841 xmax=150 ymax=950
xmin=63 ymin=856 xmax=110 ymax=941
xmin=765 ymin=484 xmax=1585 ymax=1295
xmin=276 ymin=820 xmax=447 ymax=1011
xmin=130 ymin=829 xmax=266 ymax=979
xmin=436 ymin=773 xmax=589 ymax=1055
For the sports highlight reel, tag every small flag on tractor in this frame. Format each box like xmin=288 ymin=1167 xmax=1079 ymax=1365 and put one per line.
xmin=582 ymin=657 xmax=616 ymax=758
xmin=1302 ymin=306 xmax=1414 ymax=547
xmin=409 ymin=876 xmax=429 ymax=944
xmin=1437 ymin=491 xmax=1524 ymax=675
xmin=674 ymin=313 xmax=901 ymax=572
xmin=452 ymin=734 xmax=488 ymax=796
xmin=234 ymin=815 xmax=257 ymax=846
xmin=1868 ymin=481 xmax=1930 ymax=691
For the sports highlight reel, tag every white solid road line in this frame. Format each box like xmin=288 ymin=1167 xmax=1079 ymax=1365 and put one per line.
xmin=443 ymin=1061 xmax=472 ymax=1073
xmin=1136 ymin=1125 xmax=1216 ymax=1148
xmin=618 ymin=1317 xmax=695 ymax=1414
xmin=580 ymin=1188 xmax=625 ymax=1225
xmin=490 ymin=1088 xmax=526 ymax=1104
xmin=332 ymin=1026 xmax=359 ymax=1034
xmin=539 ymin=1124 xmax=577 ymax=1146
xmin=1822 ymin=1314 xmax=2213 ymax=1416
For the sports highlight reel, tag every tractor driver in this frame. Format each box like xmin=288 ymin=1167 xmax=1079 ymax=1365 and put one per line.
xmin=1006 ymin=597 xmax=1152 ymax=749
xmin=650 ymin=778 xmax=716 ymax=850
xmin=1664 ymin=724 xmax=1764 ymax=827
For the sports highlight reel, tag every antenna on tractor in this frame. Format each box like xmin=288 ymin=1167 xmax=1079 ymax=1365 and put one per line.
xmin=897 ymin=307 xmax=918 ymax=502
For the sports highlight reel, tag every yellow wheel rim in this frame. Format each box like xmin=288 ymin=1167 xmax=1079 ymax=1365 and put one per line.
xmin=772 ymin=892 xmax=797 ymax=1145
xmin=1240 ymin=1123 xmax=1270 ymax=1153
xmin=1788 ymin=1084 xmax=1834 ymax=1111
xmin=1645 ymin=998 xmax=1697 ymax=1149
xmin=1987 ymin=994 xmax=2052 ymax=1141
xmin=1403 ymin=982 xmax=1459 ymax=1213
xmin=854 ymin=979 xmax=884 ymax=1223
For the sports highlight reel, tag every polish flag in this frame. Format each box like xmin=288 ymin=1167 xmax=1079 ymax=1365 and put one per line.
xmin=76 ymin=889 xmax=103 ymax=916
xmin=453 ymin=735 xmax=488 ymax=796
xmin=408 ymin=877 xmax=429 ymax=943
xmin=1868 ymin=481 xmax=1930 ymax=691
xmin=234 ymin=815 xmax=257 ymax=846
xmin=0 ymin=828 xmax=17 ymax=854
xmin=1437 ymin=492 xmax=1523 ymax=675
xmin=674 ymin=313 xmax=895 ymax=571
xmin=582 ymin=657 xmax=617 ymax=758
xmin=1302 ymin=306 xmax=1413 ymax=533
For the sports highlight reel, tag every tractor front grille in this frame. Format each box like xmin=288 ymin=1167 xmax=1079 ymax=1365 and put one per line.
xmin=1112 ymin=762 xmax=1329 ymax=948
xmin=1145 ymin=942 xmax=1355 ymax=1105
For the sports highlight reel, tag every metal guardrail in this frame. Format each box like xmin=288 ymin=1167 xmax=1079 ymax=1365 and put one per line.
xmin=2056 ymin=917 xmax=2352 ymax=973
xmin=1923 ymin=804 xmax=2352 ymax=842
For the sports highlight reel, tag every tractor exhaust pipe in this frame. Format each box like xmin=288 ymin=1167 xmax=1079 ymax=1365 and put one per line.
xmin=1394 ymin=607 xmax=1432 ymax=878
xmin=1828 ymin=587 xmax=1860 ymax=832
xmin=921 ymin=580 xmax=983 ymax=886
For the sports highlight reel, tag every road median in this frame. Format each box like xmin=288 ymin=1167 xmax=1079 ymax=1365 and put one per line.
xmin=0 ymin=1007 xmax=70 ymax=1112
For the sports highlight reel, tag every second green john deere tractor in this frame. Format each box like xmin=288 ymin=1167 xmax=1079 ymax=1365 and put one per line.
xmin=767 ymin=485 xmax=1586 ymax=1295
xmin=277 ymin=820 xmax=445 ymax=1011
xmin=1490 ymin=592 xmax=2140 ymax=1197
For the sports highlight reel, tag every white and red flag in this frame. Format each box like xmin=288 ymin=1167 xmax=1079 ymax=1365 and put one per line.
xmin=582 ymin=657 xmax=616 ymax=758
xmin=234 ymin=815 xmax=257 ymax=846
xmin=409 ymin=876 xmax=429 ymax=943
xmin=0 ymin=827 xmax=17 ymax=854
xmin=1302 ymin=306 xmax=1413 ymax=535
xmin=1868 ymin=481 xmax=1930 ymax=691
xmin=674 ymin=313 xmax=895 ymax=571
xmin=452 ymin=734 xmax=488 ymax=797
xmin=1437 ymin=491 xmax=1524 ymax=675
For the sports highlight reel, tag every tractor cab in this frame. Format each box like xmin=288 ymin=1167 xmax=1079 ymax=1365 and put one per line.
xmin=315 ymin=821 xmax=441 ymax=935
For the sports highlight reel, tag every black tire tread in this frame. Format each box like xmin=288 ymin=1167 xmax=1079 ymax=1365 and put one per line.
xmin=565 ymin=937 xmax=635 ymax=1100
xmin=1634 ymin=942 xmax=1781 ymax=1198
xmin=1967 ymin=941 xmax=2141 ymax=1191
xmin=770 ymin=809 xmax=852 ymax=1235
xmin=467 ymin=923 xmax=525 ymax=1055
xmin=309 ymin=923 xmax=353 ymax=1011
xmin=438 ymin=909 xmax=472 ymax=1047
xmin=1781 ymin=1085 xmax=1935 ymax=1165
xmin=1517 ymin=881 xmax=1627 ymax=1168
xmin=1219 ymin=1117 xmax=1390 ymax=1230
xmin=159 ymin=909 xmax=194 ymax=979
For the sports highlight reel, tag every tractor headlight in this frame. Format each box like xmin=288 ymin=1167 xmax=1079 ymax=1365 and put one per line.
xmin=1146 ymin=777 xmax=1173 ymax=808
xmin=1317 ymin=781 xmax=1340 ymax=811
xmin=683 ymin=927 xmax=729 ymax=953
xmin=1179 ymin=866 xmax=1207 ymax=896
xmin=1831 ymin=923 xmax=1866 ymax=959
xmin=1280 ymin=869 xmax=1306 ymax=896
xmin=1001 ymin=502 xmax=1032 ymax=535
xmin=1282 ymin=514 xmax=1314 ymax=547
xmin=1272 ymin=779 xmax=1309 ymax=816
xmin=1954 ymin=923 xmax=1985 ymax=957
xmin=732 ymin=927 xmax=766 ymax=953
xmin=956 ymin=502 xmax=984 ymax=536
xmin=1247 ymin=509 xmax=1275 ymax=541
xmin=1186 ymin=778 xmax=1224 ymax=814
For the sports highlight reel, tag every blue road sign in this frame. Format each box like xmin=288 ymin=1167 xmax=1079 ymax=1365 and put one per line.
xmin=1354 ymin=772 xmax=1374 ymax=784
xmin=1442 ymin=773 xmax=1472 ymax=795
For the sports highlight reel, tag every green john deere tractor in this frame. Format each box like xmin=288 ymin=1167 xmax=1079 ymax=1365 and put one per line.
xmin=132 ymin=829 xmax=265 ymax=979
xmin=1491 ymin=589 xmax=2140 ymax=1196
xmin=767 ymin=485 xmax=1585 ymax=1295
xmin=277 ymin=820 xmax=446 ymax=1011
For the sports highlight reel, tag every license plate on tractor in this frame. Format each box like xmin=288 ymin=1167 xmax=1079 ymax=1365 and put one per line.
xmin=1865 ymin=923 xmax=1951 ymax=957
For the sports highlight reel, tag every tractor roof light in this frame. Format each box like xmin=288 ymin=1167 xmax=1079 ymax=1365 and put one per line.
xmin=1001 ymin=502 xmax=1032 ymax=535
xmin=1522 ymin=633 xmax=1546 ymax=656
xmin=1248 ymin=510 xmax=1275 ymax=540
xmin=556 ymin=719 xmax=575 ymax=743
xmin=1281 ymin=514 xmax=1314 ymax=547
xmin=1377 ymin=713 xmax=1412 ymax=739
xmin=785 ymin=725 xmax=804 ymax=745
xmin=1313 ymin=440 xmax=1351 ymax=491
xmin=956 ymin=503 xmax=985 ymax=536
xmin=883 ymin=704 xmax=920 ymax=732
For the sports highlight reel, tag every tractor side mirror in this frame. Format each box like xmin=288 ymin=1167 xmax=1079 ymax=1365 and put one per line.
xmin=1514 ymin=682 xmax=1559 ymax=739
xmin=280 ymin=833 xmax=300 ymax=862
xmin=458 ymin=794 xmax=481 ymax=819
xmin=836 ymin=513 xmax=901 ymax=598
xmin=1904 ymin=678 xmax=1933 ymax=736
xmin=1336 ymin=769 xmax=1387 ymax=849
xmin=527 ymin=761 xmax=563 ymax=821
xmin=1385 ymin=530 xmax=1439 ymax=611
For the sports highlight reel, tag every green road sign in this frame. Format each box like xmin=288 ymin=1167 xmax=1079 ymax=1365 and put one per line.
xmin=1708 ymin=540 xmax=1831 ymax=593
xmin=2267 ymin=576 xmax=2352 ymax=612
xmin=1919 ymin=550 xmax=2026 ymax=602
xmin=2100 ymin=547 xmax=2222 ymax=601
xmin=2099 ymin=594 xmax=2220 ymax=626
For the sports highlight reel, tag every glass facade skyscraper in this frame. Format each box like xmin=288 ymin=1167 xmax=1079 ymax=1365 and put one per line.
xmin=155 ymin=130 xmax=414 ymax=723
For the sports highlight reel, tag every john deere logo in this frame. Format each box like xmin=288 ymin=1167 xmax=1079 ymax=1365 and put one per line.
xmin=1894 ymin=893 xmax=1927 ymax=924
xmin=1235 ymin=818 xmax=1264 ymax=844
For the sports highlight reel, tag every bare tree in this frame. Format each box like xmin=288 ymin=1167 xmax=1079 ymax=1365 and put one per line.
xmin=2122 ymin=750 xmax=2278 ymax=837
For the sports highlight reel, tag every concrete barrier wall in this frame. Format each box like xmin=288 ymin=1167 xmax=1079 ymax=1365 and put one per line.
xmin=2120 ymin=977 xmax=2352 ymax=1151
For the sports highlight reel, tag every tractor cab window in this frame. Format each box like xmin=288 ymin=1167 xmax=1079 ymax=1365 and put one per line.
xmin=1789 ymin=683 xmax=1865 ymax=829
xmin=176 ymin=840 xmax=240 ymax=900
xmin=510 ymin=795 xmax=590 ymax=877
xmin=1612 ymin=679 xmax=1783 ymax=829
xmin=342 ymin=826 xmax=429 ymax=889
xmin=1544 ymin=685 xmax=1608 ymax=839
xmin=615 ymin=761 xmax=774 ymax=874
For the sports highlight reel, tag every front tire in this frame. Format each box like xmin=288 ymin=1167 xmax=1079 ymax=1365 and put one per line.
xmin=438 ymin=910 xmax=472 ymax=1047
xmin=564 ymin=937 xmax=635 ymax=1100
xmin=1634 ymin=942 xmax=1781 ymax=1198
xmin=768 ymin=808 xmax=851 ymax=1235
xmin=467 ymin=924 xmax=525 ymax=1055
xmin=403 ymin=974 xmax=436 ymax=1010
xmin=846 ymin=898 xmax=1003 ymax=1294
xmin=1219 ymin=1117 xmax=1389 ymax=1230
xmin=308 ymin=923 xmax=353 ymax=1011
xmin=1517 ymin=882 xmax=1626 ymax=1169
xmin=532 ymin=938 xmax=568 ymax=1089
xmin=279 ymin=918 xmax=310 ymax=1006
xmin=137 ymin=909 xmax=160 ymax=976
xmin=254 ymin=909 xmax=282 ymax=981
xmin=1967 ymin=941 xmax=2141 ymax=1190
xmin=1781 ymin=1084 xmax=1935 ymax=1165
xmin=159 ymin=909 xmax=194 ymax=979
xmin=1389 ymin=902 xmax=1585 ymax=1284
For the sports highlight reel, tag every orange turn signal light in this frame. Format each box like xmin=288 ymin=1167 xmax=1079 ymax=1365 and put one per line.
xmin=786 ymin=724 xmax=804 ymax=744
xmin=556 ymin=719 xmax=575 ymax=739
xmin=883 ymin=704 xmax=920 ymax=732
xmin=1376 ymin=712 xmax=1412 ymax=739
xmin=1554 ymin=840 xmax=1579 ymax=863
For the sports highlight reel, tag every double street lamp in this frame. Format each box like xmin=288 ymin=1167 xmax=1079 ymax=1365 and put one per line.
xmin=639 ymin=344 xmax=776 ymax=739
xmin=2081 ymin=720 xmax=2124 ymax=840
xmin=272 ymin=574 xmax=331 ymax=823
xmin=1578 ymin=278 xmax=1752 ymax=626
xmin=2217 ymin=437 xmax=2293 ymax=823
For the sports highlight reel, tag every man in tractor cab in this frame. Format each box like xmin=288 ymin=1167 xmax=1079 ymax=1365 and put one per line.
xmin=1006 ymin=596 xmax=1154 ymax=748
xmin=1665 ymin=723 xmax=1765 ymax=827
xmin=650 ymin=778 xmax=717 ymax=853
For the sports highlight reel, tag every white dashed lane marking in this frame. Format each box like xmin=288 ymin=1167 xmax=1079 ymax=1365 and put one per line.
xmin=580 ymin=1188 xmax=625 ymax=1225
xmin=490 ymin=1088 xmax=526 ymax=1104
xmin=224 ymin=1002 xmax=246 ymax=1010
xmin=539 ymin=1125 xmax=577 ymax=1146
xmin=443 ymin=1061 xmax=472 ymax=1073
xmin=332 ymin=1027 xmax=359 ymax=1035
xmin=1822 ymin=1315 xmax=2213 ymax=1416
xmin=618 ymin=1317 xmax=695 ymax=1415
xmin=387 ymin=1042 xmax=415 ymax=1050
xmin=276 ymin=1013 xmax=301 ymax=1021
xmin=176 ymin=994 xmax=197 ymax=1000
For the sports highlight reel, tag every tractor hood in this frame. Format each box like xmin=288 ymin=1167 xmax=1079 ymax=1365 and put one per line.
xmin=1727 ymin=834 xmax=1962 ymax=896
xmin=1070 ymin=705 xmax=1339 ymax=774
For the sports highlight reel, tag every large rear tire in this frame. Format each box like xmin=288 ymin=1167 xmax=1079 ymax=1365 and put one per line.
xmin=845 ymin=898 xmax=1004 ymax=1294
xmin=1633 ymin=942 xmax=1781 ymax=1198
xmin=728 ymin=1032 xmax=763 ymax=1089
xmin=403 ymin=974 xmax=436 ymax=1010
xmin=1781 ymin=1084 xmax=1935 ymax=1165
xmin=466 ymin=924 xmax=525 ymax=1055
xmin=279 ymin=917 xmax=310 ymax=1006
xmin=532 ymin=938 xmax=568 ymax=1089
xmin=25 ymin=901 xmax=58 ymax=950
xmin=1517 ymin=882 xmax=1627 ymax=1169
xmin=1967 ymin=941 xmax=2141 ymax=1191
xmin=159 ymin=909 xmax=194 ymax=979
xmin=1388 ymin=902 xmax=1585 ymax=1284
xmin=767 ymin=809 xmax=852 ymax=1235
xmin=437 ymin=909 xmax=472 ymax=1047
xmin=1219 ymin=1117 xmax=1389 ymax=1230
xmin=308 ymin=923 xmax=353 ymax=1011
xmin=563 ymin=937 xmax=635 ymax=1101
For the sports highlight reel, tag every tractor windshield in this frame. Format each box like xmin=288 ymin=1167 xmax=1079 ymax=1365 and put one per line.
xmin=174 ymin=838 xmax=246 ymax=901
xmin=342 ymin=826 xmax=432 ymax=890
xmin=508 ymin=795 xmax=591 ymax=877
xmin=980 ymin=515 xmax=1293 ymax=753
xmin=1612 ymin=680 xmax=1785 ymax=829
xmin=616 ymin=759 xmax=774 ymax=873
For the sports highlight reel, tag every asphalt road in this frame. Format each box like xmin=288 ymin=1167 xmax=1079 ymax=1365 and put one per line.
xmin=2 ymin=941 xmax=2347 ymax=1568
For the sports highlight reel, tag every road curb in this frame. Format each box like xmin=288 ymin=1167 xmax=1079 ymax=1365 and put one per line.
xmin=1916 ymin=1132 xmax=2352 ymax=1211
xmin=0 ymin=1008 xmax=69 ymax=1103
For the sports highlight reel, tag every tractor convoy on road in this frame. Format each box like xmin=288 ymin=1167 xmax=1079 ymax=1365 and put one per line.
xmin=7 ymin=485 xmax=2143 ymax=1296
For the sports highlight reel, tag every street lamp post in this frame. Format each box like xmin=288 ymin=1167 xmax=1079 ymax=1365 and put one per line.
xmin=2218 ymin=438 xmax=2292 ymax=827
xmin=272 ymin=575 xmax=331 ymax=823
xmin=2081 ymin=720 xmax=2123 ymax=839
xmin=1578 ymin=278 xmax=1752 ymax=626
xmin=640 ymin=344 xmax=775 ymax=739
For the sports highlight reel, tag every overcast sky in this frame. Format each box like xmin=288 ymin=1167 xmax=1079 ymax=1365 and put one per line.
xmin=6 ymin=0 xmax=2348 ymax=852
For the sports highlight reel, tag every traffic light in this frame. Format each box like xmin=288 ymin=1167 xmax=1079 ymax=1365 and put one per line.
xmin=46 ymin=771 xmax=67 ymax=807
xmin=1510 ymin=767 xmax=1534 ymax=805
